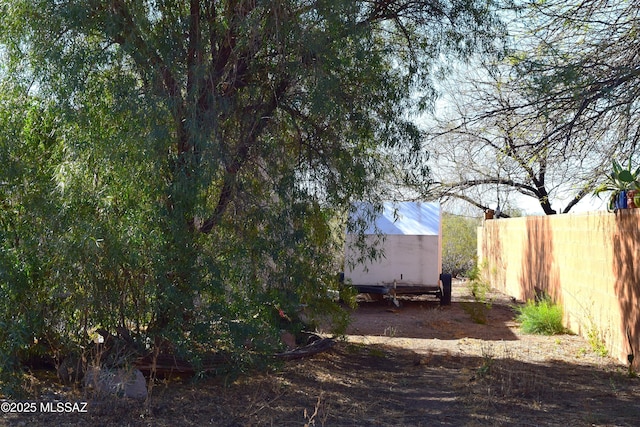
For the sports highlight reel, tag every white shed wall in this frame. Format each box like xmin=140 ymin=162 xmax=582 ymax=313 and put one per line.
xmin=345 ymin=234 xmax=441 ymax=286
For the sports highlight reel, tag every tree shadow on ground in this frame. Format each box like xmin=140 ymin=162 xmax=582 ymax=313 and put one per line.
xmin=9 ymin=342 xmax=640 ymax=427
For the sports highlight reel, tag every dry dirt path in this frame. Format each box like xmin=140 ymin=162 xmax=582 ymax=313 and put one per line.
xmin=344 ymin=281 xmax=612 ymax=367
xmin=332 ymin=281 xmax=640 ymax=426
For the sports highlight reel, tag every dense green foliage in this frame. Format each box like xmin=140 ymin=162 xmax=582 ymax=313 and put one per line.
xmin=441 ymin=213 xmax=479 ymax=277
xmin=0 ymin=0 xmax=502 ymax=392
xmin=516 ymin=297 xmax=566 ymax=335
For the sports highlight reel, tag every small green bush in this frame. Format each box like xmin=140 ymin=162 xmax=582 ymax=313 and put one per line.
xmin=587 ymin=327 xmax=609 ymax=357
xmin=461 ymin=262 xmax=492 ymax=324
xmin=516 ymin=297 xmax=566 ymax=335
xmin=467 ymin=262 xmax=491 ymax=304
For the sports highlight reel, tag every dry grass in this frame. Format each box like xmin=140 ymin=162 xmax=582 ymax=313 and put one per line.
xmin=4 ymin=283 xmax=640 ymax=426
xmin=6 ymin=340 xmax=639 ymax=427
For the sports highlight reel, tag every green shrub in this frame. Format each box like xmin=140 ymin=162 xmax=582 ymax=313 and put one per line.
xmin=467 ymin=262 xmax=491 ymax=303
xmin=516 ymin=297 xmax=566 ymax=335
xmin=462 ymin=262 xmax=493 ymax=324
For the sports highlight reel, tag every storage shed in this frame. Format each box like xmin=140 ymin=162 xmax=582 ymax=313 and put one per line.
xmin=344 ymin=201 xmax=451 ymax=304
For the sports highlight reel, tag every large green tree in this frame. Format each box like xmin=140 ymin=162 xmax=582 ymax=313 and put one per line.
xmin=0 ymin=0 xmax=502 ymax=386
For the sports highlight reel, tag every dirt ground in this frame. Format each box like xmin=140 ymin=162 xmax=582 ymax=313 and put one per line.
xmin=4 ymin=281 xmax=640 ymax=426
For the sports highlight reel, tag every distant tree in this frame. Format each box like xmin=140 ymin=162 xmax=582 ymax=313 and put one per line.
xmin=512 ymin=0 xmax=640 ymax=154
xmin=442 ymin=213 xmax=479 ymax=277
xmin=423 ymin=0 xmax=640 ymax=214
xmin=426 ymin=61 xmax=614 ymax=215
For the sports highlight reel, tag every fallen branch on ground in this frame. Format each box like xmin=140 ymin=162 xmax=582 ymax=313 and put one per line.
xmin=274 ymin=337 xmax=336 ymax=361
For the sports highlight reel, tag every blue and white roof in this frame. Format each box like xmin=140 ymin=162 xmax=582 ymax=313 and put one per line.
xmin=349 ymin=201 xmax=440 ymax=236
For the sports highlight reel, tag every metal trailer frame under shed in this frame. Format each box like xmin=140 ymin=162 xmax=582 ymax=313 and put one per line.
xmin=344 ymin=201 xmax=452 ymax=305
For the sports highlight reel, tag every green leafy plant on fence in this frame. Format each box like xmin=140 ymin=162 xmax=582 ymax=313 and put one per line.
xmin=516 ymin=296 xmax=566 ymax=335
